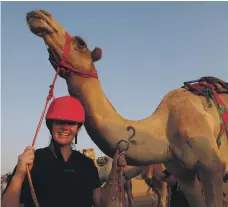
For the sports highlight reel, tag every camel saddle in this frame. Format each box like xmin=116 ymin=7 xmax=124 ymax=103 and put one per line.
xmin=100 ymin=140 xmax=134 ymax=207
xmin=182 ymin=76 xmax=228 ymax=95
xmin=182 ymin=76 xmax=228 ymax=148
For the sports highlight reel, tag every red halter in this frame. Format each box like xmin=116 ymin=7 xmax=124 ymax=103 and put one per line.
xmin=49 ymin=31 xmax=98 ymax=79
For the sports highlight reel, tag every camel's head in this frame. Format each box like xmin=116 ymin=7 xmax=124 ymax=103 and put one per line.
xmin=26 ymin=10 xmax=102 ymax=79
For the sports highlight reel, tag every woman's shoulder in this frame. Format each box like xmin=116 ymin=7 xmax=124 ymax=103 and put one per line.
xmin=35 ymin=147 xmax=50 ymax=154
xmin=34 ymin=147 xmax=52 ymax=159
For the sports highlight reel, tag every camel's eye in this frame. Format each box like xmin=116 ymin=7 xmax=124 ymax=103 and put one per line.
xmin=75 ymin=37 xmax=87 ymax=48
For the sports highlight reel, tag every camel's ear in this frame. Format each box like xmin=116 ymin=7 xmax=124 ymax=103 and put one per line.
xmin=91 ymin=47 xmax=102 ymax=62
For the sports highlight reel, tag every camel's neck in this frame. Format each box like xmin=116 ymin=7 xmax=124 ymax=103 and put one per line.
xmin=67 ymin=75 xmax=170 ymax=165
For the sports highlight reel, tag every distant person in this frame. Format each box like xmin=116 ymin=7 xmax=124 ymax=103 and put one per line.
xmin=1 ymin=176 xmax=8 ymax=196
xmin=2 ymin=96 xmax=126 ymax=207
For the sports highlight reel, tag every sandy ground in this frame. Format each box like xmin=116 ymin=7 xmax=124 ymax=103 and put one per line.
xmin=131 ymin=177 xmax=150 ymax=197
xmin=133 ymin=195 xmax=156 ymax=206
xmin=131 ymin=177 xmax=158 ymax=206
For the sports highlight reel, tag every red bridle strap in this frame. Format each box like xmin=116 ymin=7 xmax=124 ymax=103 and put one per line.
xmin=50 ymin=31 xmax=98 ymax=79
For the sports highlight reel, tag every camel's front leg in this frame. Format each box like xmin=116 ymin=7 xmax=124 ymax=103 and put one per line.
xmin=191 ymin=134 xmax=224 ymax=207
xmin=146 ymin=186 xmax=151 ymax=196
xmin=141 ymin=165 xmax=153 ymax=180
xmin=142 ymin=164 xmax=168 ymax=206
xmin=152 ymin=179 xmax=168 ymax=207
xmin=178 ymin=141 xmax=224 ymax=207
xmin=153 ymin=164 xmax=168 ymax=207
xmin=197 ymin=154 xmax=224 ymax=207
xmin=174 ymin=113 xmax=224 ymax=207
xmin=178 ymin=176 xmax=206 ymax=207
xmin=160 ymin=182 xmax=168 ymax=207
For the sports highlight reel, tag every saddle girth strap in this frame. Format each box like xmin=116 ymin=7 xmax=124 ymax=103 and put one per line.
xmin=185 ymin=80 xmax=228 ymax=148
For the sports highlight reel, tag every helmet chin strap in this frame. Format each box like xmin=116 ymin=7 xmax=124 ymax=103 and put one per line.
xmin=48 ymin=31 xmax=98 ymax=79
xmin=74 ymin=134 xmax=78 ymax=144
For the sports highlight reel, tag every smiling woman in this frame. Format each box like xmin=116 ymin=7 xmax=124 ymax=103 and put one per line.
xmin=1 ymin=96 xmax=103 ymax=207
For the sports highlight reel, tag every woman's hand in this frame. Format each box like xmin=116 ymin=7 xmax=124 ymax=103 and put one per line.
xmin=15 ymin=146 xmax=35 ymax=180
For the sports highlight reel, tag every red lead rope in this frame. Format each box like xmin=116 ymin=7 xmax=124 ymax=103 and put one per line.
xmin=107 ymin=149 xmax=126 ymax=207
xmin=107 ymin=140 xmax=131 ymax=207
xmin=26 ymin=31 xmax=71 ymax=207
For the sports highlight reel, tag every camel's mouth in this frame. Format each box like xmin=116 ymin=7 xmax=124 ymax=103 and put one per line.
xmin=26 ymin=10 xmax=58 ymax=37
xmin=47 ymin=45 xmax=61 ymax=66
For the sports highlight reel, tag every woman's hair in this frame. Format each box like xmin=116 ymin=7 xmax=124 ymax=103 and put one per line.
xmin=46 ymin=119 xmax=53 ymax=135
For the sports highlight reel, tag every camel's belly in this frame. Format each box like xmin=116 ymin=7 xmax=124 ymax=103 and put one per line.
xmin=164 ymin=159 xmax=195 ymax=181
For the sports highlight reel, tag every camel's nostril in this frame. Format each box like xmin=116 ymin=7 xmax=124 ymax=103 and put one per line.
xmin=39 ymin=10 xmax=51 ymax=17
xmin=26 ymin=11 xmax=38 ymax=22
xmin=26 ymin=13 xmax=31 ymax=21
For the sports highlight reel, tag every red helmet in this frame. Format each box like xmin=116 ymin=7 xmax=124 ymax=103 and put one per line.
xmin=46 ymin=96 xmax=85 ymax=123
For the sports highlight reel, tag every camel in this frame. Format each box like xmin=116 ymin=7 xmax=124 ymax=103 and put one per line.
xmin=81 ymin=148 xmax=170 ymax=206
xmin=80 ymin=148 xmax=170 ymax=207
xmin=26 ymin=10 xmax=228 ymax=207
xmin=79 ymin=148 xmax=112 ymax=182
xmin=141 ymin=164 xmax=173 ymax=207
xmin=79 ymin=148 xmax=136 ymax=206
xmin=98 ymin=156 xmax=171 ymax=207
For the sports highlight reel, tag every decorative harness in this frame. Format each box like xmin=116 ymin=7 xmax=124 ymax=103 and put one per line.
xmin=27 ymin=31 xmax=130 ymax=207
xmin=106 ymin=140 xmax=133 ymax=207
xmin=183 ymin=79 xmax=228 ymax=148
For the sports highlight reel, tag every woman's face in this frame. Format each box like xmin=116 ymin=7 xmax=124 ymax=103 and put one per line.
xmin=52 ymin=120 xmax=80 ymax=146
